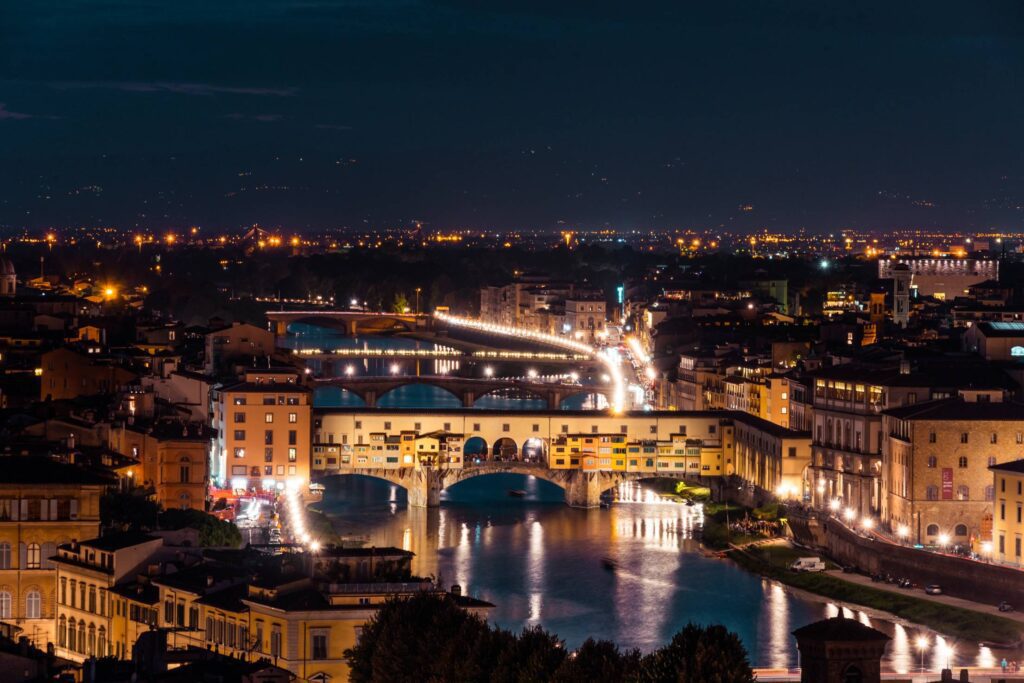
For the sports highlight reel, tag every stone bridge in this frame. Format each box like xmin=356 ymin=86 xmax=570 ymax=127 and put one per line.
xmin=313 ymin=463 xmax=689 ymax=508
xmin=314 ymin=376 xmax=611 ymax=409
xmin=266 ymin=310 xmax=430 ymax=336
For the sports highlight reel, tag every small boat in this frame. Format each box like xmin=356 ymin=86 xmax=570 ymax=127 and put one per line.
xmin=601 ymin=557 xmax=618 ymax=571
xmin=508 ymin=489 xmax=527 ymax=498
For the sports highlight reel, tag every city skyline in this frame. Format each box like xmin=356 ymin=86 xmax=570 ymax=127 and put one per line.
xmin=2 ymin=1 xmax=1023 ymax=232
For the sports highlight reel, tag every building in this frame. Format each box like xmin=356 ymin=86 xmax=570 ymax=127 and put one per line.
xmin=990 ymin=459 xmax=1024 ymax=566
xmin=792 ymin=612 xmax=889 ymax=683
xmin=212 ymin=376 xmax=312 ymax=492
xmin=963 ymin=321 xmax=1024 ymax=361
xmin=108 ymin=420 xmax=209 ymax=511
xmin=884 ymin=398 xmax=1024 ymax=547
xmin=52 ymin=532 xmax=166 ymax=662
xmin=0 ymin=457 xmax=108 ymax=648
xmin=809 ymin=361 xmax=1013 ymax=518
xmin=563 ymin=297 xmax=606 ymax=342
xmin=0 ymin=259 xmax=15 ymax=297
xmin=204 ymin=322 xmax=276 ymax=375
xmin=878 ymin=257 xmax=998 ymax=300
xmin=39 ymin=347 xmax=139 ymax=401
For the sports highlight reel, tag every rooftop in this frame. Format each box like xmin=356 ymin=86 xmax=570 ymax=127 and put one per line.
xmin=792 ymin=613 xmax=890 ymax=642
xmin=0 ymin=455 xmax=112 ymax=486
xmin=990 ymin=459 xmax=1024 ymax=475
xmin=82 ymin=532 xmax=160 ymax=552
xmin=883 ymin=398 xmax=1024 ymax=421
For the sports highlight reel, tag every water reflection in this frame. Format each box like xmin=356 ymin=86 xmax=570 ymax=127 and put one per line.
xmin=316 ymin=472 xmax=1019 ymax=668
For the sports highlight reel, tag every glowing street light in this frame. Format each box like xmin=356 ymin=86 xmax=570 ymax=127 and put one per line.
xmin=483 ymin=366 xmax=494 ymax=378
xmin=897 ymin=524 xmax=910 ymax=541
xmin=828 ymin=498 xmax=841 ymax=512
xmin=389 ymin=363 xmax=400 ymax=375
xmin=344 ymin=365 xmax=355 ymax=376
xmin=861 ymin=517 xmax=874 ymax=530
xmin=843 ymin=507 xmax=855 ymax=522
xmin=309 ymin=540 xmax=321 ymax=552
xmin=916 ymin=635 xmax=929 ymax=672
xmin=527 ymin=368 xmax=538 ymax=379
xmin=937 ymin=532 xmax=950 ymax=549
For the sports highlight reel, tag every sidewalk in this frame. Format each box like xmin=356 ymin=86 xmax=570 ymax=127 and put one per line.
xmin=824 ymin=569 xmax=1024 ymax=629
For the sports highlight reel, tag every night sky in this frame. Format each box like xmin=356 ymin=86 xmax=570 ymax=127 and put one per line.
xmin=1 ymin=1 xmax=1022 ymax=232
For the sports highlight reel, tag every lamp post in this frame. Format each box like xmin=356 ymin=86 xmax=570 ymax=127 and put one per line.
xmin=415 ymin=287 xmax=422 ymax=315
xmin=916 ymin=635 xmax=928 ymax=673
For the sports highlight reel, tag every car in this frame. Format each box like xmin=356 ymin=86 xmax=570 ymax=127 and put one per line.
xmin=999 ymin=601 xmax=1015 ymax=612
xmin=841 ymin=565 xmax=857 ymax=573
xmin=924 ymin=584 xmax=943 ymax=595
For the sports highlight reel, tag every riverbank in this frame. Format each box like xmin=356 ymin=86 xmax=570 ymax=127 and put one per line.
xmin=729 ymin=542 xmax=1023 ymax=645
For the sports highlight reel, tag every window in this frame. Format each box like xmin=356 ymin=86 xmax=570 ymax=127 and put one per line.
xmin=312 ymin=632 xmax=328 ymax=660
xmin=68 ymin=618 xmax=76 ymax=651
xmin=926 ymin=485 xmax=938 ymax=501
xmin=26 ymin=590 xmax=41 ymax=619
xmin=179 ymin=458 xmax=191 ymax=483
xmin=0 ymin=542 xmax=9 ymax=569
xmin=989 ymin=456 xmax=998 ymax=467
xmin=265 ymin=430 xmax=274 ymax=445
xmin=957 ymin=485 xmax=969 ymax=500
xmin=926 ymin=523 xmax=939 ymax=536
xmin=926 ymin=456 xmax=937 ymax=468
xmin=26 ymin=543 xmax=40 ymax=569
xmin=503 ymin=424 xmax=510 ymax=433
xmin=233 ymin=430 xmax=246 ymax=440
xmin=270 ymin=626 xmax=282 ymax=657
xmin=234 ymin=412 xmax=245 ymax=423
xmin=288 ymin=430 xmax=297 ymax=445
xmin=233 ymin=447 xmax=245 ymax=458
xmin=88 ymin=585 xmax=96 ymax=613
xmin=992 ymin=433 xmax=999 ymax=444
xmin=58 ymin=616 xmax=66 ymax=647
xmin=97 ymin=627 xmax=106 ymax=657
xmin=1018 ymin=432 xmax=1023 ymax=445
xmin=205 ymin=616 xmax=214 ymax=642
xmin=958 ymin=456 xmax=968 ymax=468
xmin=928 ymin=431 xmax=936 ymax=443
xmin=288 ymin=448 xmax=297 ymax=462
xmin=0 ymin=591 xmax=10 ymax=618
xmin=986 ymin=485 xmax=995 ymax=501
xmin=960 ymin=433 xmax=968 ymax=443
xmin=265 ymin=412 xmax=274 ymax=423
xmin=289 ymin=413 xmax=298 ymax=423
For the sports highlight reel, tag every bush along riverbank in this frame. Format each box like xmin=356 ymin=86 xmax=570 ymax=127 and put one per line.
xmin=730 ymin=544 xmax=1023 ymax=645
xmin=700 ymin=501 xmax=786 ymax=550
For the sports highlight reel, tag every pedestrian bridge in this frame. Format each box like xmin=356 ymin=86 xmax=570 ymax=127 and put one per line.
xmin=313 ymin=462 xmax=691 ymax=508
xmin=267 ymin=310 xmax=429 ymax=336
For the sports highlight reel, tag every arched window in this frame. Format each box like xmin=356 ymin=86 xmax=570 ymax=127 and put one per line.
xmin=97 ymin=626 xmax=106 ymax=657
xmin=958 ymin=456 xmax=968 ymax=468
xmin=954 ymin=524 xmax=968 ymax=536
xmin=926 ymin=456 xmax=937 ymax=468
xmin=957 ymin=485 xmax=969 ymax=501
xmin=0 ymin=591 xmax=10 ymax=618
xmin=57 ymin=616 xmax=67 ymax=647
xmin=87 ymin=623 xmax=96 ymax=656
xmin=26 ymin=543 xmax=40 ymax=569
xmin=67 ymin=618 xmax=76 ymax=651
xmin=843 ymin=664 xmax=864 ymax=683
xmin=77 ymin=621 xmax=85 ymax=654
xmin=0 ymin=543 xmax=9 ymax=569
xmin=25 ymin=590 xmax=41 ymax=619
xmin=926 ymin=524 xmax=939 ymax=536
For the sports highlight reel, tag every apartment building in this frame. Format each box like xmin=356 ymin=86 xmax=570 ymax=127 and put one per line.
xmin=990 ymin=460 xmax=1024 ymax=566
xmin=0 ymin=458 xmax=107 ymax=647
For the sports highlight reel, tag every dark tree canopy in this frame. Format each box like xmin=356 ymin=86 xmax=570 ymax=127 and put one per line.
xmin=344 ymin=593 xmax=754 ymax=683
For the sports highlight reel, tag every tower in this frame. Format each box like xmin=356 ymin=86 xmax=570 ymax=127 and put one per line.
xmin=892 ymin=263 xmax=910 ymax=327
xmin=793 ymin=611 xmax=889 ymax=683
xmin=0 ymin=257 xmax=15 ymax=297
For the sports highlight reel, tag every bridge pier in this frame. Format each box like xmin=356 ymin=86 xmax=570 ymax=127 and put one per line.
xmin=407 ymin=468 xmax=444 ymax=508
xmin=563 ymin=471 xmax=620 ymax=508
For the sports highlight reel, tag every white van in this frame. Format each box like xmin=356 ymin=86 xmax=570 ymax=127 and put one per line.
xmin=789 ymin=557 xmax=827 ymax=573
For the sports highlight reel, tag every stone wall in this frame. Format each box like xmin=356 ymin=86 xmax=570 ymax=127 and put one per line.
xmin=790 ymin=513 xmax=1024 ymax=609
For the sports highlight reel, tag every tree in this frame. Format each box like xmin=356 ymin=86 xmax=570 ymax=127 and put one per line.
xmin=159 ymin=508 xmax=242 ymax=547
xmin=392 ymin=292 xmax=410 ymax=313
xmin=638 ymin=623 xmax=755 ymax=683
xmin=101 ymin=490 xmax=159 ymax=531
xmin=345 ymin=595 xmax=755 ymax=683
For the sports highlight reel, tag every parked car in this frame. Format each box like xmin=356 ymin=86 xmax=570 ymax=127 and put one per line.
xmin=841 ymin=565 xmax=857 ymax=573
xmin=924 ymin=584 xmax=943 ymax=595
xmin=789 ymin=557 xmax=827 ymax=573
xmin=999 ymin=601 xmax=1015 ymax=612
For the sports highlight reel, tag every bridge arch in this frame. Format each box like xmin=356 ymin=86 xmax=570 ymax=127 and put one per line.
xmin=313 ymin=386 xmax=367 ymax=408
xmin=472 ymin=386 xmax=550 ymax=409
xmin=491 ymin=437 xmax=518 ymax=461
xmin=463 ymin=436 xmax=488 ymax=462
xmin=558 ymin=387 xmax=611 ymax=410
xmin=376 ymin=382 xmax=463 ymax=409
xmin=521 ymin=437 xmax=547 ymax=464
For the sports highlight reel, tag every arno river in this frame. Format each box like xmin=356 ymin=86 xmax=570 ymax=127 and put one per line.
xmin=316 ymin=474 xmax=998 ymax=672
xmin=287 ymin=325 xmax=1002 ymax=671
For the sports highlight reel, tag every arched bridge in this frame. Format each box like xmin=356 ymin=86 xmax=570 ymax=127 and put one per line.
xmin=266 ymin=310 xmax=430 ymax=336
xmin=314 ymin=463 xmax=690 ymax=508
xmin=315 ymin=376 xmax=611 ymax=410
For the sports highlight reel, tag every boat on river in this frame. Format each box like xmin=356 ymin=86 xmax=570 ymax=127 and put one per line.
xmin=508 ymin=489 xmax=527 ymax=498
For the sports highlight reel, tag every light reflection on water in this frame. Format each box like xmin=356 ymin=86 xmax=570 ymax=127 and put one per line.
xmin=316 ymin=474 xmax=1021 ymax=668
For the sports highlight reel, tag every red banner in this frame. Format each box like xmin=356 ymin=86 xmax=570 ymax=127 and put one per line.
xmin=942 ymin=468 xmax=953 ymax=500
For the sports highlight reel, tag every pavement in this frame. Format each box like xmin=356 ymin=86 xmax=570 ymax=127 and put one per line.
xmin=823 ymin=569 xmax=1024 ymax=628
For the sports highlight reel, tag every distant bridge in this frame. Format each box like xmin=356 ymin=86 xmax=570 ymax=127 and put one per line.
xmin=314 ymin=375 xmax=612 ymax=409
xmin=266 ymin=310 xmax=430 ymax=336
xmin=314 ymin=462 xmax=691 ymax=508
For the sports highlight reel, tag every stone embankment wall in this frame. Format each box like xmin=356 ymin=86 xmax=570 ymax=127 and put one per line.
xmin=789 ymin=514 xmax=1024 ymax=608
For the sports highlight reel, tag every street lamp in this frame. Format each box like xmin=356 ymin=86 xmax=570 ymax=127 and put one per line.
xmin=861 ymin=517 xmax=874 ymax=530
xmin=344 ymin=365 xmax=355 ymax=376
xmin=390 ymin=363 xmax=400 ymax=375
xmin=843 ymin=507 xmax=856 ymax=523
xmin=897 ymin=525 xmax=910 ymax=542
xmin=483 ymin=366 xmax=494 ymax=378
xmin=829 ymin=498 xmax=841 ymax=513
xmin=915 ymin=635 xmax=929 ymax=673
xmin=938 ymin=533 xmax=950 ymax=550
xmin=415 ymin=287 xmax=422 ymax=315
